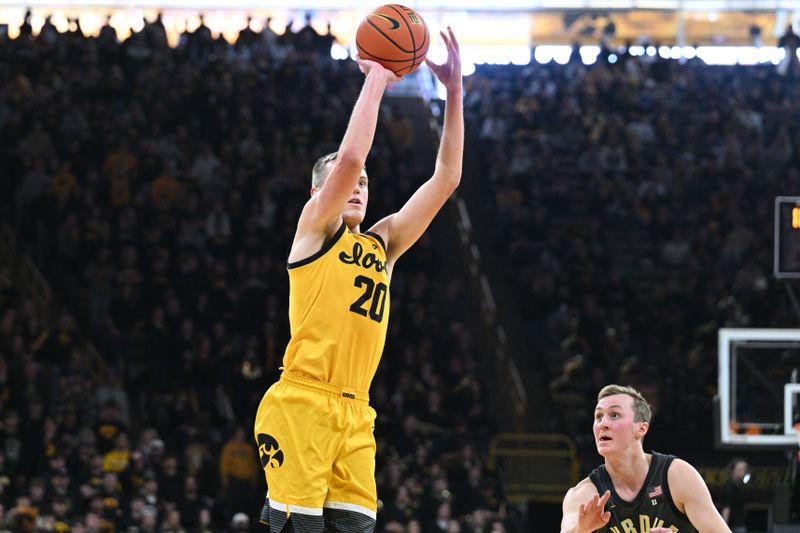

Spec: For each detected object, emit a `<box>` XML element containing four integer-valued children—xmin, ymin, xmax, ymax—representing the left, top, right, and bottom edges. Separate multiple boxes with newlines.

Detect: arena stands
<box><xmin>1</xmin><ymin>16</ymin><xmax>517</xmax><ymax>532</ymax></box>
<box><xmin>463</xmin><ymin>54</ymin><xmax>800</xmax><ymax>458</ymax></box>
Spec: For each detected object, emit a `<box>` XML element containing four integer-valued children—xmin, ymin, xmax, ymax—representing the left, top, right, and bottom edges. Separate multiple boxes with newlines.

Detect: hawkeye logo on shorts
<box><xmin>257</xmin><ymin>434</ymin><xmax>284</xmax><ymax>469</ymax></box>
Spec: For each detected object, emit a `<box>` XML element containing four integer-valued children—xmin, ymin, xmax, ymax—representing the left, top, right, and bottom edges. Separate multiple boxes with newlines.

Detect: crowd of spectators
<box><xmin>463</xmin><ymin>46</ymin><xmax>800</xmax><ymax>455</ymax></box>
<box><xmin>6</xmin><ymin>6</ymin><xmax>800</xmax><ymax>530</ymax></box>
<box><xmin>1</xmin><ymin>12</ymin><xmax>517</xmax><ymax>533</ymax></box>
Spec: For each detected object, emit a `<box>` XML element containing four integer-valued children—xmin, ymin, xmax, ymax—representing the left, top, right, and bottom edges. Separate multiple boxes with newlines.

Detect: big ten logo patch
<box><xmin>257</xmin><ymin>434</ymin><xmax>284</xmax><ymax>469</ymax></box>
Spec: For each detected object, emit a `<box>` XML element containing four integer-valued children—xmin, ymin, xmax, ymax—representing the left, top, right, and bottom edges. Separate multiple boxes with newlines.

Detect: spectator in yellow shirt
<box><xmin>219</xmin><ymin>426</ymin><xmax>259</xmax><ymax>522</ymax></box>
<box><xmin>103</xmin><ymin>432</ymin><xmax>131</xmax><ymax>474</ymax></box>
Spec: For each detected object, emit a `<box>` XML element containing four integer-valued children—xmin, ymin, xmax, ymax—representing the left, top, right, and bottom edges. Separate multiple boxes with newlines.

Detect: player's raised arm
<box><xmin>369</xmin><ymin>27</ymin><xmax>463</xmax><ymax>264</ymax></box>
<box><xmin>560</xmin><ymin>479</ymin><xmax>610</xmax><ymax>533</ymax></box>
<box><xmin>301</xmin><ymin>59</ymin><xmax>400</xmax><ymax>233</ymax></box>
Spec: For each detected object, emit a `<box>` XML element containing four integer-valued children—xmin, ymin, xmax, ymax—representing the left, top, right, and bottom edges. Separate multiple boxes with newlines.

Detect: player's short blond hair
<box><xmin>312</xmin><ymin>152</ymin><xmax>338</xmax><ymax>188</ymax></box>
<box><xmin>598</xmin><ymin>384</ymin><xmax>652</xmax><ymax>423</ymax></box>
<box><xmin>311</xmin><ymin>152</ymin><xmax>367</xmax><ymax>189</ymax></box>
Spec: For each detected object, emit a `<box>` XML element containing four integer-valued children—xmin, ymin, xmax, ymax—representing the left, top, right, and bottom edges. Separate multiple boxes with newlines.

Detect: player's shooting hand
<box><xmin>355</xmin><ymin>55</ymin><xmax>403</xmax><ymax>83</ymax></box>
<box><xmin>577</xmin><ymin>490</ymin><xmax>612</xmax><ymax>532</ymax></box>
<box><xmin>425</xmin><ymin>26</ymin><xmax>461</xmax><ymax>92</ymax></box>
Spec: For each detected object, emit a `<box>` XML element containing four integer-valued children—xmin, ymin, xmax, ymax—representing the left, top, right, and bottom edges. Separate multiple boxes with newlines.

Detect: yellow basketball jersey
<box><xmin>283</xmin><ymin>223</ymin><xmax>390</xmax><ymax>393</ymax></box>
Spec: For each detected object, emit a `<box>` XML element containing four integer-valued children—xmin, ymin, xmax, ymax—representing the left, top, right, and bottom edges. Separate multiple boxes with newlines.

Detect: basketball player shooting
<box><xmin>253</xmin><ymin>27</ymin><xmax>462</xmax><ymax>533</ymax></box>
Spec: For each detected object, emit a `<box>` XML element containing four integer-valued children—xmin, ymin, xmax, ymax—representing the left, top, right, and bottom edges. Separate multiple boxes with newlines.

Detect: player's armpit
<box><xmin>288</xmin><ymin>197</ymin><xmax>342</xmax><ymax>264</ymax></box>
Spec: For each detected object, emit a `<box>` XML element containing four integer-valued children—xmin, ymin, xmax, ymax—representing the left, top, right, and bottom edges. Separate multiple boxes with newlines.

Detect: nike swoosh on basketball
<box><xmin>373</xmin><ymin>13</ymin><xmax>400</xmax><ymax>30</ymax></box>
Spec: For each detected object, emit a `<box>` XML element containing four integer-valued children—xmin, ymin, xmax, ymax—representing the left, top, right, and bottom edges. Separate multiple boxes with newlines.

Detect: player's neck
<box><xmin>342</xmin><ymin>214</ymin><xmax>362</xmax><ymax>234</ymax></box>
<box><xmin>605</xmin><ymin>449</ymin><xmax>651</xmax><ymax>492</ymax></box>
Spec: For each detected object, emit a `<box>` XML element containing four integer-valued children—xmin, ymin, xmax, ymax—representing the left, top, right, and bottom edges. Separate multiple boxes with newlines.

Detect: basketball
<box><xmin>355</xmin><ymin>4</ymin><xmax>430</xmax><ymax>76</ymax></box>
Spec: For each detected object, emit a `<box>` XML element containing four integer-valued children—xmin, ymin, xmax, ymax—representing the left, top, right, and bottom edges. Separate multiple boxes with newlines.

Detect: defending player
<box><xmin>561</xmin><ymin>385</ymin><xmax>731</xmax><ymax>533</ymax></box>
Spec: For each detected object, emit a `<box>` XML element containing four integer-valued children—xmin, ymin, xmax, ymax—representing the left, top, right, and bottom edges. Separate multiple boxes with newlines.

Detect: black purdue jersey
<box><xmin>589</xmin><ymin>452</ymin><xmax>697</xmax><ymax>533</ymax></box>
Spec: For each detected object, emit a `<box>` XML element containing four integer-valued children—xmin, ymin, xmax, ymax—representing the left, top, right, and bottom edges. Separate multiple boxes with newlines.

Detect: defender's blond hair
<box><xmin>598</xmin><ymin>384</ymin><xmax>652</xmax><ymax>423</ymax></box>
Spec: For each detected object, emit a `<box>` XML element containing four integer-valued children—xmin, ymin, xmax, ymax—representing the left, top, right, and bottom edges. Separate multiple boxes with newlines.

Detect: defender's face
<box><xmin>593</xmin><ymin>394</ymin><xmax>647</xmax><ymax>456</ymax></box>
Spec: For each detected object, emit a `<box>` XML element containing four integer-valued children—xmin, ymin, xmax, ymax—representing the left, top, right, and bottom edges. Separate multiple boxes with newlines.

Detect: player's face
<box><xmin>342</xmin><ymin>171</ymin><xmax>369</xmax><ymax>227</ymax></box>
<box><xmin>593</xmin><ymin>394</ymin><xmax>647</xmax><ymax>456</ymax></box>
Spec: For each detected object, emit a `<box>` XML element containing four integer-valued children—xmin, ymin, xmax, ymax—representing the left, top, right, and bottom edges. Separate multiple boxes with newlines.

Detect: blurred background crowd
<box><xmin>464</xmin><ymin>53</ymin><xmax>800</xmax><ymax>452</ymax></box>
